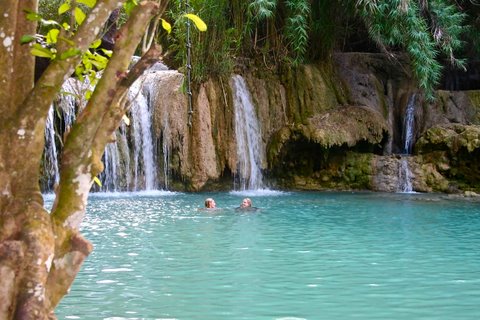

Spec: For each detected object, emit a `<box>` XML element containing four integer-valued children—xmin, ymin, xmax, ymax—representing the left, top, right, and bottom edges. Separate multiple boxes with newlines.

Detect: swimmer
<box><xmin>235</xmin><ymin>198</ymin><xmax>259</xmax><ymax>212</ymax></box>
<box><xmin>204</xmin><ymin>198</ymin><xmax>216</xmax><ymax>209</ymax></box>
<box><xmin>240</xmin><ymin>198</ymin><xmax>252</xmax><ymax>208</ymax></box>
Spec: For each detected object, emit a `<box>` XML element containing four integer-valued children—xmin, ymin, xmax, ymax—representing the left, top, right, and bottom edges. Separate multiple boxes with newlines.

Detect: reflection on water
<box><xmin>49</xmin><ymin>192</ymin><xmax>480</xmax><ymax>320</ymax></box>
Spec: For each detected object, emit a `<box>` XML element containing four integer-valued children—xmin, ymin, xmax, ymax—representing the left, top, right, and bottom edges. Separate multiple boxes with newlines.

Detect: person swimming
<box><xmin>235</xmin><ymin>197</ymin><xmax>259</xmax><ymax>211</ymax></box>
<box><xmin>204</xmin><ymin>198</ymin><xmax>216</xmax><ymax>209</ymax></box>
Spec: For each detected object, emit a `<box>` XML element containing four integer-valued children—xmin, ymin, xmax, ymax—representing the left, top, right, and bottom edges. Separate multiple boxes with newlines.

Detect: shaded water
<box><xmin>49</xmin><ymin>192</ymin><xmax>480</xmax><ymax>320</ymax></box>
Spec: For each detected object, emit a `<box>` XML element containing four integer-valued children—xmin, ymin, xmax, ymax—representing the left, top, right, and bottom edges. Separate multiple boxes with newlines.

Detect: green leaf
<box><xmin>58</xmin><ymin>2</ymin><xmax>71</xmax><ymax>15</ymax></box>
<box><xmin>161</xmin><ymin>19</ymin><xmax>172</xmax><ymax>34</ymax></box>
<box><xmin>60</xmin><ymin>47</ymin><xmax>81</xmax><ymax>60</ymax></box>
<box><xmin>184</xmin><ymin>14</ymin><xmax>207</xmax><ymax>32</ymax></box>
<box><xmin>100</xmin><ymin>48</ymin><xmax>112</xmax><ymax>57</ymax></box>
<box><xmin>92</xmin><ymin>53</ymin><xmax>108</xmax><ymax>64</ymax></box>
<box><xmin>83</xmin><ymin>59</ymin><xmax>92</xmax><ymax>71</ymax></box>
<box><xmin>90</xmin><ymin>59</ymin><xmax>106</xmax><ymax>70</ymax></box>
<box><xmin>124</xmin><ymin>0</ymin><xmax>139</xmax><ymax>16</ymax></box>
<box><xmin>20</xmin><ymin>35</ymin><xmax>36</xmax><ymax>45</ymax></box>
<box><xmin>90</xmin><ymin>39</ymin><xmax>102</xmax><ymax>49</ymax></box>
<box><xmin>77</xmin><ymin>0</ymin><xmax>97</xmax><ymax>8</ymax></box>
<box><xmin>31</xmin><ymin>44</ymin><xmax>54</xmax><ymax>59</ymax></box>
<box><xmin>74</xmin><ymin>7</ymin><xmax>86</xmax><ymax>25</ymax></box>
<box><xmin>75</xmin><ymin>64</ymin><xmax>85</xmax><ymax>79</ymax></box>
<box><xmin>93</xmin><ymin>176</ymin><xmax>102</xmax><ymax>187</ymax></box>
<box><xmin>46</xmin><ymin>29</ymin><xmax>60</xmax><ymax>44</ymax></box>
<box><xmin>25</xmin><ymin>11</ymin><xmax>42</xmax><ymax>22</ymax></box>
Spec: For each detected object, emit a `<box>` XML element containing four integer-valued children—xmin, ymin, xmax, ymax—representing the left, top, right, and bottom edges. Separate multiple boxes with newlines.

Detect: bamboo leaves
<box><xmin>285</xmin><ymin>0</ymin><xmax>311</xmax><ymax>65</ymax></box>
<box><xmin>247</xmin><ymin>0</ymin><xmax>277</xmax><ymax>21</ymax></box>
<box><xmin>355</xmin><ymin>0</ymin><xmax>467</xmax><ymax>99</ymax></box>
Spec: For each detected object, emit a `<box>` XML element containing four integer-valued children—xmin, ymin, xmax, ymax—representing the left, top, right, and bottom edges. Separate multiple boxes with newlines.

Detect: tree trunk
<box><xmin>0</xmin><ymin>1</ymin><xmax>166</xmax><ymax>318</ymax></box>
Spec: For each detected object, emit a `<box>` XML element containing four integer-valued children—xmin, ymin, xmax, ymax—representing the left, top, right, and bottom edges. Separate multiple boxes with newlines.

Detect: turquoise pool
<box><xmin>50</xmin><ymin>191</ymin><xmax>480</xmax><ymax>319</ymax></box>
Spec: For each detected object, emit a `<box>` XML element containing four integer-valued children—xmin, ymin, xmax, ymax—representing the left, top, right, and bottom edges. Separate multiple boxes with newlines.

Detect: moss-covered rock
<box><xmin>416</xmin><ymin>124</ymin><xmax>480</xmax><ymax>153</ymax></box>
<box><xmin>414</xmin><ymin>124</ymin><xmax>480</xmax><ymax>192</ymax></box>
<box><xmin>304</xmin><ymin>106</ymin><xmax>389</xmax><ymax>148</ymax></box>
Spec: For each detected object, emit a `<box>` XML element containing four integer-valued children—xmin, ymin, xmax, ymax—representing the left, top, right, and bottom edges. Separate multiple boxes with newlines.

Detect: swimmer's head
<box><xmin>205</xmin><ymin>198</ymin><xmax>216</xmax><ymax>208</ymax></box>
<box><xmin>240</xmin><ymin>198</ymin><xmax>252</xmax><ymax>208</ymax></box>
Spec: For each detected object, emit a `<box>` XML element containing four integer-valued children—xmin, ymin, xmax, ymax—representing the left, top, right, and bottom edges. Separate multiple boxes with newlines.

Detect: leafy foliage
<box><xmin>168</xmin><ymin>0</ymin><xmax>234</xmax><ymax>82</ymax></box>
<box><xmin>29</xmin><ymin>0</ymin><xmax>109</xmax><ymax>97</ymax></box>
<box><xmin>356</xmin><ymin>0</ymin><xmax>468</xmax><ymax>99</ymax></box>
<box><xmin>284</xmin><ymin>0</ymin><xmax>310</xmax><ymax>65</ymax></box>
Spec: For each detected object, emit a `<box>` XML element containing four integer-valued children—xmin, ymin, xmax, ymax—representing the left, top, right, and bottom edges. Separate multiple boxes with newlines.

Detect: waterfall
<box><xmin>42</xmin><ymin>107</ymin><xmax>60</xmax><ymax>191</ymax></box>
<box><xmin>398</xmin><ymin>94</ymin><xmax>416</xmax><ymax>193</ymax></box>
<box><xmin>102</xmin><ymin>142</ymin><xmax>121</xmax><ymax>192</ymax></box>
<box><xmin>42</xmin><ymin>73</ymin><xmax>161</xmax><ymax>193</ymax></box>
<box><xmin>402</xmin><ymin>94</ymin><xmax>416</xmax><ymax>155</ymax></box>
<box><xmin>232</xmin><ymin>75</ymin><xmax>265</xmax><ymax>190</ymax></box>
<box><xmin>42</xmin><ymin>79</ymin><xmax>84</xmax><ymax>191</ymax></box>
<box><xmin>161</xmin><ymin>115</ymin><xmax>171</xmax><ymax>190</ymax></box>
<box><xmin>129</xmin><ymin>79</ymin><xmax>158</xmax><ymax>191</ymax></box>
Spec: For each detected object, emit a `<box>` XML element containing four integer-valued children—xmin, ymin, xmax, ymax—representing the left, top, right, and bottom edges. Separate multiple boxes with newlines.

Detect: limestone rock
<box><xmin>304</xmin><ymin>106</ymin><xmax>388</xmax><ymax>148</ymax></box>
<box><xmin>416</xmin><ymin>124</ymin><xmax>480</xmax><ymax>153</ymax></box>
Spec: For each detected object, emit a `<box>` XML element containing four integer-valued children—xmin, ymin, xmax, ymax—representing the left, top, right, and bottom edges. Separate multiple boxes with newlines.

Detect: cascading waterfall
<box><xmin>42</xmin><ymin>73</ymin><xmax>162</xmax><ymax>193</ymax></box>
<box><xmin>129</xmin><ymin>78</ymin><xmax>158</xmax><ymax>191</ymax></box>
<box><xmin>398</xmin><ymin>93</ymin><xmax>416</xmax><ymax>193</ymax></box>
<box><xmin>232</xmin><ymin>74</ymin><xmax>265</xmax><ymax>190</ymax></box>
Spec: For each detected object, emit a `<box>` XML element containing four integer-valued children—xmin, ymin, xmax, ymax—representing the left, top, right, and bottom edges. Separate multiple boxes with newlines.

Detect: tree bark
<box><xmin>0</xmin><ymin>1</ymin><xmax>166</xmax><ymax>318</ymax></box>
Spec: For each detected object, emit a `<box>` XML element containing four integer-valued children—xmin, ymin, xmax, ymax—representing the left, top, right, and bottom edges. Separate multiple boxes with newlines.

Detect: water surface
<box><xmin>50</xmin><ymin>191</ymin><xmax>480</xmax><ymax>320</ymax></box>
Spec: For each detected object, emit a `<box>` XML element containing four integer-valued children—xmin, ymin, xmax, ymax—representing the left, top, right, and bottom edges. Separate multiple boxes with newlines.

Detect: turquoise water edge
<box><xmin>45</xmin><ymin>191</ymin><xmax>480</xmax><ymax>320</ymax></box>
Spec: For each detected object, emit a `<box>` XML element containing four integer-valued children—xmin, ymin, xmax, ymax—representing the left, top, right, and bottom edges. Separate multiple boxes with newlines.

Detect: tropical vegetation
<box><xmin>167</xmin><ymin>0</ymin><xmax>479</xmax><ymax>98</ymax></box>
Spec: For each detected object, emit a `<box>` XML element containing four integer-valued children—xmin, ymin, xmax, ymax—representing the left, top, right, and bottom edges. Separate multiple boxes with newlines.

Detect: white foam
<box><xmin>229</xmin><ymin>188</ymin><xmax>287</xmax><ymax>197</ymax></box>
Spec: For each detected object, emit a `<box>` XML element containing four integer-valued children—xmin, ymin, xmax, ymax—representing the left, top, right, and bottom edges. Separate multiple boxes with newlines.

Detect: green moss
<box><xmin>343</xmin><ymin>152</ymin><xmax>374</xmax><ymax>188</ymax></box>
<box><xmin>467</xmin><ymin>91</ymin><xmax>480</xmax><ymax>124</ymax></box>
<box><xmin>266</xmin><ymin>127</ymin><xmax>292</xmax><ymax>167</ymax></box>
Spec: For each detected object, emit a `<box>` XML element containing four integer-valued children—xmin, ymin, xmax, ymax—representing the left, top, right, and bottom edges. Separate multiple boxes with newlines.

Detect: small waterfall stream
<box><xmin>43</xmin><ymin>107</ymin><xmax>60</xmax><ymax>190</ymax></box>
<box><xmin>161</xmin><ymin>114</ymin><xmax>171</xmax><ymax>190</ymax></box>
<box><xmin>398</xmin><ymin>93</ymin><xmax>416</xmax><ymax>193</ymax></box>
<box><xmin>232</xmin><ymin>75</ymin><xmax>265</xmax><ymax>190</ymax></box>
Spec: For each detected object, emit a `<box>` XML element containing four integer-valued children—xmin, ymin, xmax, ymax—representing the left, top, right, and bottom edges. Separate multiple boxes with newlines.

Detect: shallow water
<box><xmin>49</xmin><ymin>191</ymin><xmax>480</xmax><ymax>320</ymax></box>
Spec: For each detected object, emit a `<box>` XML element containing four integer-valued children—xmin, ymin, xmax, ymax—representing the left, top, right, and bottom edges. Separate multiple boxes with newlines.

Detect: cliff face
<box><xmin>150</xmin><ymin>53</ymin><xmax>480</xmax><ymax>193</ymax></box>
